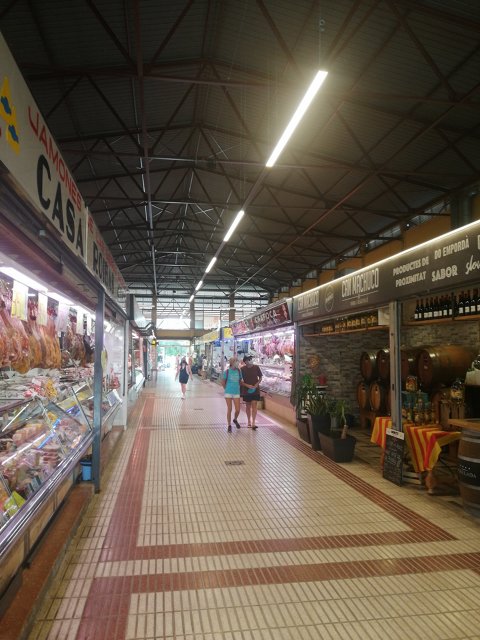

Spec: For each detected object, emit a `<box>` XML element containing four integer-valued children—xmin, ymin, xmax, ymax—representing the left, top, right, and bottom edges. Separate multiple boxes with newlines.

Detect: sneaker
<box><xmin>233</xmin><ymin>419</ymin><xmax>241</xmax><ymax>429</ymax></box>
<box><xmin>227</xmin><ymin>425</ymin><xmax>232</xmax><ymax>432</ymax></box>
<box><xmin>251</xmin><ymin>425</ymin><xmax>258</xmax><ymax>430</ymax></box>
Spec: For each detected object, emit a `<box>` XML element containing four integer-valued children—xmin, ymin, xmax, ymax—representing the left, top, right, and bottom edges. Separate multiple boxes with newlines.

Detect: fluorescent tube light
<box><xmin>205</xmin><ymin>256</ymin><xmax>217</xmax><ymax>273</ymax></box>
<box><xmin>266</xmin><ymin>70</ymin><xmax>328</xmax><ymax>168</ymax></box>
<box><xmin>47</xmin><ymin>291</ymin><xmax>74</xmax><ymax>306</ymax></box>
<box><xmin>223</xmin><ymin>209</ymin><xmax>245</xmax><ymax>242</ymax></box>
<box><xmin>189</xmin><ymin>295</ymin><xmax>194</xmax><ymax>302</ymax></box>
<box><xmin>0</xmin><ymin>266</ymin><xmax>48</xmax><ymax>292</ymax></box>
<box><xmin>195</xmin><ymin>280</ymin><xmax>203</xmax><ymax>291</ymax></box>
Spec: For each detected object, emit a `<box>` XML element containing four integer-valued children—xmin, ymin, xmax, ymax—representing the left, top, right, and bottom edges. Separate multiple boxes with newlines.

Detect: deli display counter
<box><xmin>0</xmin><ymin>386</ymin><xmax>94</xmax><ymax>600</ymax></box>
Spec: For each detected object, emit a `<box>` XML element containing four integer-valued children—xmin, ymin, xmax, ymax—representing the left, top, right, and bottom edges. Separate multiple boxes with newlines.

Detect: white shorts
<box><xmin>224</xmin><ymin>394</ymin><xmax>240</xmax><ymax>399</ymax></box>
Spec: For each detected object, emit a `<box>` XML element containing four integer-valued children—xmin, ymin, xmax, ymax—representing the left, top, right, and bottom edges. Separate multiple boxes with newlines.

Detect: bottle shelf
<box><xmin>304</xmin><ymin>325</ymin><xmax>388</xmax><ymax>337</ymax></box>
<box><xmin>406</xmin><ymin>313</ymin><xmax>480</xmax><ymax>326</ymax></box>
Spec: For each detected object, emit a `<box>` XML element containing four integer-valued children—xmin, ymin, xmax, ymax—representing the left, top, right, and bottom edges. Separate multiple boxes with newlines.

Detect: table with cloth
<box><xmin>371</xmin><ymin>416</ymin><xmax>461</xmax><ymax>491</ymax></box>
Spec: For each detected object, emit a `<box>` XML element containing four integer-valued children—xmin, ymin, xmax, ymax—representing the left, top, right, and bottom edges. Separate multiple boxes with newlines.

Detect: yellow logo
<box><xmin>0</xmin><ymin>76</ymin><xmax>20</xmax><ymax>153</ymax></box>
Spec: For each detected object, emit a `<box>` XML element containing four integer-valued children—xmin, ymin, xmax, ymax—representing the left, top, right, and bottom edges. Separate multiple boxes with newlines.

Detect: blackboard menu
<box><xmin>383</xmin><ymin>428</ymin><xmax>405</xmax><ymax>485</ymax></box>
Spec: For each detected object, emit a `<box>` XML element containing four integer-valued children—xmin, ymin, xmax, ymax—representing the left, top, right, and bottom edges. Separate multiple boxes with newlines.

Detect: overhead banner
<box><xmin>0</xmin><ymin>33</ymin><xmax>86</xmax><ymax>259</ymax></box>
<box><xmin>294</xmin><ymin>219</ymin><xmax>480</xmax><ymax>322</ymax></box>
<box><xmin>231</xmin><ymin>299</ymin><xmax>292</xmax><ymax>336</ymax></box>
<box><xmin>86</xmin><ymin>213</ymin><xmax>126</xmax><ymax>299</ymax></box>
<box><xmin>198</xmin><ymin>329</ymin><xmax>220</xmax><ymax>343</ymax></box>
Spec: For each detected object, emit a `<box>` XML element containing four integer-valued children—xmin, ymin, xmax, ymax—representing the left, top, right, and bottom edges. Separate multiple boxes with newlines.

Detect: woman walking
<box><xmin>175</xmin><ymin>356</ymin><xmax>192</xmax><ymax>399</ymax></box>
<box><xmin>222</xmin><ymin>357</ymin><xmax>242</xmax><ymax>432</ymax></box>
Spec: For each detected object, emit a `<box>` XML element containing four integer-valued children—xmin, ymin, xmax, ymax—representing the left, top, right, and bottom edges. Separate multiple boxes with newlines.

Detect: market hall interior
<box><xmin>4</xmin><ymin>369</ymin><xmax>480</xmax><ymax>640</ymax></box>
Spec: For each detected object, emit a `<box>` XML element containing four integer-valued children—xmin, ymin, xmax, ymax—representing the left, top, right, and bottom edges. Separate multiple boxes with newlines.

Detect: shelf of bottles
<box><xmin>413</xmin><ymin>289</ymin><xmax>480</xmax><ymax>322</ymax></box>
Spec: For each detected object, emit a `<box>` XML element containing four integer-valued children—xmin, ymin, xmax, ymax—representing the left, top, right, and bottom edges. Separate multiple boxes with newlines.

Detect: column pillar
<box><xmin>229</xmin><ymin>293</ymin><xmax>235</xmax><ymax>322</ymax></box>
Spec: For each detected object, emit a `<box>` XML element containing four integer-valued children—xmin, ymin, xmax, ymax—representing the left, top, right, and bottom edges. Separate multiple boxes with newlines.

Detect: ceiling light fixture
<box><xmin>47</xmin><ymin>291</ymin><xmax>74</xmax><ymax>306</ymax></box>
<box><xmin>205</xmin><ymin>256</ymin><xmax>217</xmax><ymax>273</ymax></box>
<box><xmin>195</xmin><ymin>280</ymin><xmax>203</xmax><ymax>291</ymax></box>
<box><xmin>189</xmin><ymin>294</ymin><xmax>194</xmax><ymax>302</ymax></box>
<box><xmin>223</xmin><ymin>209</ymin><xmax>245</xmax><ymax>242</ymax></box>
<box><xmin>265</xmin><ymin>70</ymin><xmax>328</xmax><ymax>168</ymax></box>
<box><xmin>0</xmin><ymin>266</ymin><xmax>48</xmax><ymax>292</ymax></box>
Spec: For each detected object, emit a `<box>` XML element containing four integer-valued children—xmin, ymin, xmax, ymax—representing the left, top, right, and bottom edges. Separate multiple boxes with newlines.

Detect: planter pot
<box><xmin>308</xmin><ymin>414</ymin><xmax>331</xmax><ymax>451</ymax></box>
<box><xmin>318</xmin><ymin>433</ymin><xmax>357</xmax><ymax>462</ymax></box>
<box><xmin>296</xmin><ymin>417</ymin><xmax>311</xmax><ymax>444</ymax></box>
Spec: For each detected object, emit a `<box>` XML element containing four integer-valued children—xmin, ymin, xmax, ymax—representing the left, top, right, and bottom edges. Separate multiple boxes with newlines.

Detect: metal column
<box><xmin>92</xmin><ymin>288</ymin><xmax>105</xmax><ymax>492</ymax></box>
<box><xmin>388</xmin><ymin>301</ymin><xmax>403</xmax><ymax>431</ymax></box>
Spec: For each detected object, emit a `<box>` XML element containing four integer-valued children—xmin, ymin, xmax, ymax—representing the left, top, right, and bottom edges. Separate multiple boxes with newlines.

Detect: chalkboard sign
<box><xmin>383</xmin><ymin>428</ymin><xmax>405</xmax><ymax>485</ymax></box>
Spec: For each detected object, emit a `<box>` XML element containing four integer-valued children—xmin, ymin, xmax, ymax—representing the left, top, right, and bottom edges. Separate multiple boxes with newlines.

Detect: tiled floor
<box><xmin>28</xmin><ymin>372</ymin><xmax>480</xmax><ymax>639</ymax></box>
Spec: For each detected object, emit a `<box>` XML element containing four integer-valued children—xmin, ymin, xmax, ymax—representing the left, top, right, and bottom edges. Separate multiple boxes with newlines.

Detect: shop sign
<box><xmin>86</xmin><ymin>213</ymin><xmax>126</xmax><ymax>299</ymax></box>
<box><xmin>231</xmin><ymin>299</ymin><xmax>292</xmax><ymax>335</ymax></box>
<box><xmin>0</xmin><ymin>34</ymin><xmax>86</xmax><ymax>259</ymax></box>
<box><xmin>293</xmin><ymin>219</ymin><xmax>480</xmax><ymax>322</ymax></box>
<box><xmin>222</xmin><ymin>327</ymin><xmax>233</xmax><ymax>339</ymax></box>
<box><xmin>199</xmin><ymin>329</ymin><xmax>220</xmax><ymax>343</ymax></box>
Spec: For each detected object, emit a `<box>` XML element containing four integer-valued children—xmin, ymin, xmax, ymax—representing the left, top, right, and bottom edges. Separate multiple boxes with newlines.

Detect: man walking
<box><xmin>241</xmin><ymin>355</ymin><xmax>262</xmax><ymax>430</ymax></box>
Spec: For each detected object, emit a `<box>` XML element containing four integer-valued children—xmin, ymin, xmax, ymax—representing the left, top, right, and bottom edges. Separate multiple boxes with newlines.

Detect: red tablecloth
<box><xmin>371</xmin><ymin>417</ymin><xmax>461</xmax><ymax>473</ymax></box>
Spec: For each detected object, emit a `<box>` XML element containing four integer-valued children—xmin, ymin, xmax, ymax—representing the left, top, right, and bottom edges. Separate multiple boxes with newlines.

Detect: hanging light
<box><xmin>205</xmin><ymin>256</ymin><xmax>217</xmax><ymax>273</ymax></box>
<box><xmin>266</xmin><ymin>70</ymin><xmax>328</xmax><ymax>168</ymax></box>
<box><xmin>223</xmin><ymin>210</ymin><xmax>245</xmax><ymax>242</ymax></box>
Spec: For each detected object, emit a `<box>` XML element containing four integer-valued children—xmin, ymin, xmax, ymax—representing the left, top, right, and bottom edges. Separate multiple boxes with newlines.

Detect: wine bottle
<box><xmin>465</xmin><ymin>289</ymin><xmax>471</xmax><ymax>315</ymax></box>
<box><xmin>458</xmin><ymin>291</ymin><xmax>465</xmax><ymax>316</ymax></box>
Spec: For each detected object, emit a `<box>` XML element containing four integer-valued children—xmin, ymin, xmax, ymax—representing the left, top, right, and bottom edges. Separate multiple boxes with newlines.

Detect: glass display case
<box><xmin>259</xmin><ymin>363</ymin><xmax>293</xmax><ymax>396</ymax></box>
<box><xmin>237</xmin><ymin>327</ymin><xmax>294</xmax><ymax>396</ymax></box>
<box><xmin>0</xmin><ymin>394</ymin><xmax>91</xmax><ymax>531</ymax></box>
<box><xmin>56</xmin><ymin>381</ymin><xmax>122</xmax><ymax>439</ymax></box>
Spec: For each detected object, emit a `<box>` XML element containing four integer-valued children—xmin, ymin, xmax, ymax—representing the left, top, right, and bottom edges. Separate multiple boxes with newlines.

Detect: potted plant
<box><xmin>304</xmin><ymin>391</ymin><xmax>334</xmax><ymax>451</ymax></box>
<box><xmin>318</xmin><ymin>398</ymin><xmax>357</xmax><ymax>462</ymax></box>
<box><xmin>292</xmin><ymin>373</ymin><xmax>318</xmax><ymax>444</ymax></box>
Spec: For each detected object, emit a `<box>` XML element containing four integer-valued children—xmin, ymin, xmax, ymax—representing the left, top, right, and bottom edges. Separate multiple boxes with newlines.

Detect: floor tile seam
<box><xmin>85</xmin><ymin>550</ymin><xmax>480</xmax><ymax>597</ymax></box>
<box><xmin>95</xmin><ymin>539</ymin><xmax>478</xmax><ymax>579</ymax></box>
<box><xmin>103</xmin><ymin>529</ymin><xmax>453</xmax><ymax>564</ymax></box>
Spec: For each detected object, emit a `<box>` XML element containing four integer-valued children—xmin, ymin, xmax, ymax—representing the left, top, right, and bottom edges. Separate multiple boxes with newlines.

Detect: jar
<box><xmin>450</xmin><ymin>378</ymin><xmax>465</xmax><ymax>402</ymax></box>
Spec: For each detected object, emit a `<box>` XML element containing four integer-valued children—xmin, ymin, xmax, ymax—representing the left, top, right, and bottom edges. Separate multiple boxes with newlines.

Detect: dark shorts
<box><xmin>179</xmin><ymin>373</ymin><xmax>189</xmax><ymax>384</ymax></box>
<box><xmin>242</xmin><ymin>392</ymin><xmax>261</xmax><ymax>402</ymax></box>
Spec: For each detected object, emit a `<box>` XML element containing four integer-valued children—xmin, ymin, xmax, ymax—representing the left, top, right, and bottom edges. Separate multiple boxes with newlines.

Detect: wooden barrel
<box><xmin>360</xmin><ymin>351</ymin><xmax>378</xmax><ymax>382</ymax></box>
<box><xmin>376</xmin><ymin>348</ymin><xmax>390</xmax><ymax>381</ymax></box>
<box><xmin>401</xmin><ymin>349</ymin><xmax>417</xmax><ymax>383</ymax></box>
<box><xmin>416</xmin><ymin>345</ymin><xmax>476</xmax><ymax>389</ymax></box>
<box><xmin>458</xmin><ymin>431</ymin><xmax>480</xmax><ymax>513</ymax></box>
<box><xmin>369</xmin><ymin>381</ymin><xmax>387</xmax><ymax>412</ymax></box>
<box><xmin>356</xmin><ymin>380</ymin><xmax>370</xmax><ymax>410</ymax></box>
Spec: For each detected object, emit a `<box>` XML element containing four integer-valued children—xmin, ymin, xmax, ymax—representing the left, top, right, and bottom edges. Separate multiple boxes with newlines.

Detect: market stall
<box><xmin>0</xmin><ymin>34</ymin><xmax>128</xmax><ymax>607</ymax></box>
<box><xmin>293</xmin><ymin>219</ymin><xmax>480</xmax><ymax>496</ymax></box>
<box><xmin>231</xmin><ymin>299</ymin><xmax>294</xmax><ymax>423</ymax></box>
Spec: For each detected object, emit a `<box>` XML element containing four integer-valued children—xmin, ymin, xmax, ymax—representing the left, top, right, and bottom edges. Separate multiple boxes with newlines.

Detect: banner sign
<box><xmin>0</xmin><ymin>34</ymin><xmax>86</xmax><ymax>259</ymax></box>
<box><xmin>86</xmin><ymin>213</ymin><xmax>126</xmax><ymax>299</ymax></box>
<box><xmin>231</xmin><ymin>299</ymin><xmax>292</xmax><ymax>336</ymax></box>
<box><xmin>222</xmin><ymin>327</ymin><xmax>233</xmax><ymax>339</ymax></box>
<box><xmin>294</xmin><ymin>220</ymin><xmax>480</xmax><ymax>322</ymax></box>
<box><xmin>198</xmin><ymin>329</ymin><xmax>220</xmax><ymax>343</ymax></box>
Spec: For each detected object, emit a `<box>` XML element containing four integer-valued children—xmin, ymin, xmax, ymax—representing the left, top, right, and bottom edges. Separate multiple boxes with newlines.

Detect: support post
<box><xmin>389</xmin><ymin>301</ymin><xmax>402</xmax><ymax>431</ymax></box>
<box><xmin>92</xmin><ymin>288</ymin><xmax>105</xmax><ymax>493</ymax></box>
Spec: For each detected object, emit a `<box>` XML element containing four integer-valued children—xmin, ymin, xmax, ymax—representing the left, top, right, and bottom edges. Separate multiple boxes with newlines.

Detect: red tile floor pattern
<box><xmin>28</xmin><ymin>372</ymin><xmax>480</xmax><ymax>639</ymax></box>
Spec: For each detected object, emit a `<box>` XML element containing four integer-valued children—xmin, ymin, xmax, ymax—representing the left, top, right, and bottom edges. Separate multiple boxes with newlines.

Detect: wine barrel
<box><xmin>360</xmin><ymin>351</ymin><xmax>378</xmax><ymax>382</ymax></box>
<box><xmin>416</xmin><ymin>345</ymin><xmax>476</xmax><ymax>389</ymax></box>
<box><xmin>369</xmin><ymin>381</ymin><xmax>387</xmax><ymax>412</ymax></box>
<box><xmin>458</xmin><ymin>431</ymin><xmax>480</xmax><ymax>513</ymax></box>
<box><xmin>356</xmin><ymin>380</ymin><xmax>370</xmax><ymax>410</ymax></box>
<box><xmin>401</xmin><ymin>349</ymin><xmax>417</xmax><ymax>383</ymax></box>
<box><xmin>376</xmin><ymin>348</ymin><xmax>390</xmax><ymax>381</ymax></box>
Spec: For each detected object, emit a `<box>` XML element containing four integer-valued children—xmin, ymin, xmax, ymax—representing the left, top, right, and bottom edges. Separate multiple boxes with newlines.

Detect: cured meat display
<box><xmin>0</xmin><ymin>278</ymin><xmax>90</xmax><ymax>372</ymax></box>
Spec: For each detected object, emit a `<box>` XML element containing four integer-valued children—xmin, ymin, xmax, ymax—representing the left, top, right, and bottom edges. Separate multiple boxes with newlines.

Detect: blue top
<box><xmin>223</xmin><ymin>367</ymin><xmax>242</xmax><ymax>395</ymax></box>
